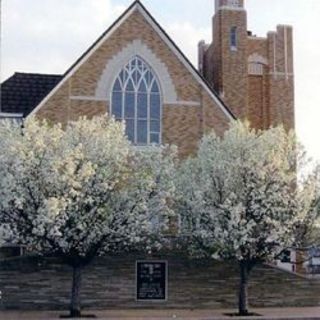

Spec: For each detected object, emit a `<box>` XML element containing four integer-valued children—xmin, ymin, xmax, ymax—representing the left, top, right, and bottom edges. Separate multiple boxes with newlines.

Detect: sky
<box><xmin>1</xmin><ymin>0</ymin><xmax>320</xmax><ymax>162</ymax></box>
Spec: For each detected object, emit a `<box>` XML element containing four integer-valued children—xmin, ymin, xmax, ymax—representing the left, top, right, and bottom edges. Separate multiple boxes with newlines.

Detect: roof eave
<box><xmin>0</xmin><ymin>112</ymin><xmax>24</xmax><ymax>118</ymax></box>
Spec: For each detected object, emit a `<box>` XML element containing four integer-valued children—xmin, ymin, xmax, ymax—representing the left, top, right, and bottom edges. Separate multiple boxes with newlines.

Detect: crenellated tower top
<box><xmin>215</xmin><ymin>0</ymin><xmax>244</xmax><ymax>12</ymax></box>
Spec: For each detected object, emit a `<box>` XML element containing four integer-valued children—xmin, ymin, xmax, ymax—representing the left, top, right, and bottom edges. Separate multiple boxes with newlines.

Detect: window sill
<box><xmin>131</xmin><ymin>144</ymin><xmax>162</xmax><ymax>151</ymax></box>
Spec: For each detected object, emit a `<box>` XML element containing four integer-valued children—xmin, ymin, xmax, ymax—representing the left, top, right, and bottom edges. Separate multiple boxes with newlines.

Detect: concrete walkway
<box><xmin>0</xmin><ymin>308</ymin><xmax>320</xmax><ymax>320</ymax></box>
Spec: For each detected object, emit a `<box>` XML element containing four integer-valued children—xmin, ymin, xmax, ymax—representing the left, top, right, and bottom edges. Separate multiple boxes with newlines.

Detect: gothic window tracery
<box><xmin>111</xmin><ymin>56</ymin><xmax>161</xmax><ymax>145</ymax></box>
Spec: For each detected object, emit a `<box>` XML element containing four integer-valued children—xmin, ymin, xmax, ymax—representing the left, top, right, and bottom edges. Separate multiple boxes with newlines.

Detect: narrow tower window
<box><xmin>111</xmin><ymin>56</ymin><xmax>161</xmax><ymax>145</ymax></box>
<box><xmin>229</xmin><ymin>0</ymin><xmax>240</xmax><ymax>7</ymax></box>
<box><xmin>230</xmin><ymin>26</ymin><xmax>237</xmax><ymax>50</ymax></box>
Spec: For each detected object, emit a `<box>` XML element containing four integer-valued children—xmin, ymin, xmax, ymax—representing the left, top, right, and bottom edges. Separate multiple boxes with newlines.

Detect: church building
<box><xmin>1</xmin><ymin>0</ymin><xmax>294</xmax><ymax>157</ymax></box>
<box><xmin>1</xmin><ymin>0</ymin><xmax>312</xmax><ymax>311</ymax></box>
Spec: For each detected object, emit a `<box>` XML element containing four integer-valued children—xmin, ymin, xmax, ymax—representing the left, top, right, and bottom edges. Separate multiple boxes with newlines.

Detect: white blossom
<box><xmin>177</xmin><ymin>121</ymin><xmax>314</xmax><ymax>263</ymax></box>
<box><xmin>0</xmin><ymin>116</ymin><xmax>177</xmax><ymax>258</ymax></box>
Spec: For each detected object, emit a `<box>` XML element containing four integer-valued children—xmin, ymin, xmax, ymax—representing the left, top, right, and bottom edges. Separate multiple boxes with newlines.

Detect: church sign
<box><xmin>136</xmin><ymin>261</ymin><xmax>167</xmax><ymax>301</ymax></box>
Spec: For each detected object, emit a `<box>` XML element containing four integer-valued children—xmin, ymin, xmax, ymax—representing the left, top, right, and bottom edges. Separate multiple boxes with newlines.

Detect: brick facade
<box><xmin>32</xmin><ymin>0</ymin><xmax>294</xmax><ymax>149</ymax></box>
<box><xmin>199</xmin><ymin>0</ymin><xmax>294</xmax><ymax>130</ymax></box>
<box><xmin>34</xmin><ymin>6</ymin><xmax>232</xmax><ymax>158</ymax></box>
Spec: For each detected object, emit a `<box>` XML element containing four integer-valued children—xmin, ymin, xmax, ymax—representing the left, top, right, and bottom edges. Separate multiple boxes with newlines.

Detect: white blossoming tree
<box><xmin>177</xmin><ymin>121</ymin><xmax>314</xmax><ymax>316</ymax></box>
<box><xmin>0</xmin><ymin>225</ymin><xmax>6</xmax><ymax>247</ymax></box>
<box><xmin>299</xmin><ymin>167</ymin><xmax>320</xmax><ymax>252</ymax></box>
<box><xmin>0</xmin><ymin>116</ymin><xmax>176</xmax><ymax>318</ymax></box>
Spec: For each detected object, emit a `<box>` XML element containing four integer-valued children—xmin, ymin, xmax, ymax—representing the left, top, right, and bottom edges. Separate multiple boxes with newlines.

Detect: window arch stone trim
<box><xmin>95</xmin><ymin>39</ymin><xmax>178</xmax><ymax>104</ymax></box>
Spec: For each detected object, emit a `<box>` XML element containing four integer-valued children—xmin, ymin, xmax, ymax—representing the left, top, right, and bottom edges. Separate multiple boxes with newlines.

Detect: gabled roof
<box><xmin>28</xmin><ymin>0</ymin><xmax>236</xmax><ymax>120</ymax></box>
<box><xmin>1</xmin><ymin>72</ymin><xmax>62</xmax><ymax>116</ymax></box>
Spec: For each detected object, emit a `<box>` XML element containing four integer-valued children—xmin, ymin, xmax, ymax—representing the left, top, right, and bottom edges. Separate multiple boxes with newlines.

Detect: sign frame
<box><xmin>135</xmin><ymin>260</ymin><xmax>168</xmax><ymax>302</ymax></box>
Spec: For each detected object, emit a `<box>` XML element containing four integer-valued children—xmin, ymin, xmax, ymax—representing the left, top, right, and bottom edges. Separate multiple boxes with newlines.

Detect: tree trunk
<box><xmin>238</xmin><ymin>260</ymin><xmax>250</xmax><ymax>316</ymax></box>
<box><xmin>70</xmin><ymin>264</ymin><xmax>82</xmax><ymax>318</ymax></box>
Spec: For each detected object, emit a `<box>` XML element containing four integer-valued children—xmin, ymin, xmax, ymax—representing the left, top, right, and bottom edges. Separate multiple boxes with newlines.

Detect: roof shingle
<box><xmin>0</xmin><ymin>72</ymin><xmax>62</xmax><ymax>116</ymax></box>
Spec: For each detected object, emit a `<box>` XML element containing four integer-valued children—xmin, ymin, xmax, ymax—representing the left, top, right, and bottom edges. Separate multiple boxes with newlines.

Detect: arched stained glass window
<box><xmin>111</xmin><ymin>56</ymin><xmax>161</xmax><ymax>145</ymax></box>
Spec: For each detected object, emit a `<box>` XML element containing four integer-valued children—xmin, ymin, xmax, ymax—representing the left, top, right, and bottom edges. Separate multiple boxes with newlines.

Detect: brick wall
<box><xmin>200</xmin><ymin>5</ymin><xmax>295</xmax><ymax>130</ymax></box>
<box><xmin>0</xmin><ymin>255</ymin><xmax>319</xmax><ymax>310</ymax></box>
<box><xmin>204</xmin><ymin>8</ymin><xmax>248</xmax><ymax>120</ymax></box>
<box><xmin>267</xmin><ymin>26</ymin><xmax>295</xmax><ymax>130</ymax></box>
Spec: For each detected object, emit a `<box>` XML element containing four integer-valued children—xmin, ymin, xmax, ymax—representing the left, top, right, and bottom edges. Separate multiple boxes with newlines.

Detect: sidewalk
<box><xmin>0</xmin><ymin>308</ymin><xmax>320</xmax><ymax>320</ymax></box>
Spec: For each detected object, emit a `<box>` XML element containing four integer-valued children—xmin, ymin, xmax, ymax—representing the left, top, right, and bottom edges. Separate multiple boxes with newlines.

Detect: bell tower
<box><xmin>208</xmin><ymin>0</ymin><xmax>248</xmax><ymax>119</ymax></box>
<box><xmin>199</xmin><ymin>0</ymin><xmax>294</xmax><ymax>130</ymax></box>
